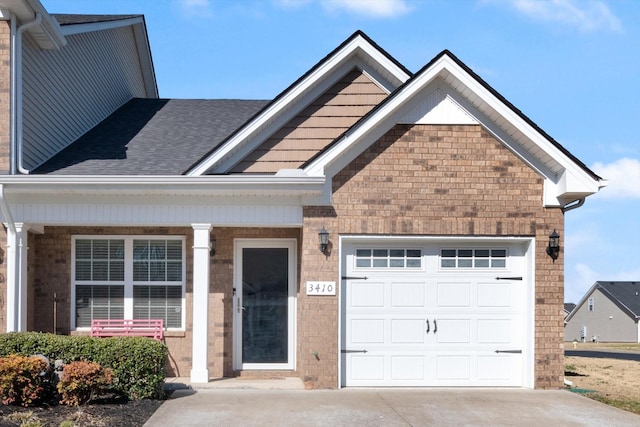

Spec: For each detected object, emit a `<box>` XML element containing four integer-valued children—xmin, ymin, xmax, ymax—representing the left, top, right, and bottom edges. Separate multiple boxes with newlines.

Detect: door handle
<box><xmin>426</xmin><ymin>319</ymin><xmax>430</xmax><ymax>334</ymax></box>
<box><xmin>433</xmin><ymin>319</ymin><xmax>437</xmax><ymax>334</ymax></box>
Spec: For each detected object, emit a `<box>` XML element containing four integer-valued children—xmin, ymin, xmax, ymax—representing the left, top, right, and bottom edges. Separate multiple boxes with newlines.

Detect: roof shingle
<box><xmin>34</xmin><ymin>98</ymin><xmax>269</xmax><ymax>175</ymax></box>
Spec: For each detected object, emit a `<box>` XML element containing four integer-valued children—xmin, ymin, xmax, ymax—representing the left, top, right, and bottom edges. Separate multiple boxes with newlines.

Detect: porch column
<box><xmin>5</xmin><ymin>223</ymin><xmax>28</xmax><ymax>332</ymax></box>
<box><xmin>190</xmin><ymin>223</ymin><xmax>212</xmax><ymax>383</ymax></box>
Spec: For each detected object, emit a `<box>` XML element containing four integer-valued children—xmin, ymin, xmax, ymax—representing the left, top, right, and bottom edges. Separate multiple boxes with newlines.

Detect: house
<box><xmin>0</xmin><ymin>0</ymin><xmax>606</xmax><ymax>389</ymax></box>
<box><xmin>564</xmin><ymin>303</ymin><xmax>576</xmax><ymax>320</ymax></box>
<box><xmin>565</xmin><ymin>282</ymin><xmax>640</xmax><ymax>343</ymax></box>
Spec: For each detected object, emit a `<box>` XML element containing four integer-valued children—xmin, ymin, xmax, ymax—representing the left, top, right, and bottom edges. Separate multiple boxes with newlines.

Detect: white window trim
<box><xmin>588</xmin><ymin>298</ymin><xmax>594</xmax><ymax>312</ymax></box>
<box><xmin>353</xmin><ymin>247</ymin><xmax>424</xmax><ymax>270</ymax></box>
<box><xmin>439</xmin><ymin>247</ymin><xmax>509</xmax><ymax>271</ymax></box>
<box><xmin>71</xmin><ymin>235</ymin><xmax>186</xmax><ymax>331</ymax></box>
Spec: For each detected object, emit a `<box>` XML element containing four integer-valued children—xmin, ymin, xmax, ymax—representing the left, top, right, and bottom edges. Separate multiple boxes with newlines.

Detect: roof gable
<box><xmin>303</xmin><ymin>49</ymin><xmax>605</xmax><ymax>208</ymax></box>
<box><xmin>566</xmin><ymin>281</ymin><xmax>640</xmax><ymax>322</ymax></box>
<box><xmin>186</xmin><ymin>30</ymin><xmax>412</xmax><ymax>176</ymax></box>
<box><xmin>227</xmin><ymin>68</ymin><xmax>388</xmax><ymax>173</ymax></box>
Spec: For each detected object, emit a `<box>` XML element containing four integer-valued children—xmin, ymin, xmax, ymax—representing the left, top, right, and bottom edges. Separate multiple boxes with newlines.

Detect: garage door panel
<box><xmin>477</xmin><ymin>319</ymin><xmax>512</xmax><ymax>343</ymax></box>
<box><xmin>436</xmin><ymin>355</ymin><xmax>470</xmax><ymax>380</ymax></box>
<box><xmin>351</xmin><ymin>281</ymin><xmax>384</xmax><ymax>307</ymax></box>
<box><xmin>435</xmin><ymin>319</ymin><xmax>471</xmax><ymax>343</ymax></box>
<box><xmin>391</xmin><ymin>355</ymin><xmax>426</xmax><ymax>380</ymax></box>
<box><xmin>391</xmin><ymin>319</ymin><xmax>427</xmax><ymax>343</ymax></box>
<box><xmin>477</xmin><ymin>355</ymin><xmax>512</xmax><ymax>380</ymax></box>
<box><xmin>350</xmin><ymin>319</ymin><xmax>384</xmax><ymax>343</ymax></box>
<box><xmin>391</xmin><ymin>282</ymin><xmax>426</xmax><ymax>307</ymax></box>
<box><xmin>350</xmin><ymin>356</ymin><xmax>384</xmax><ymax>380</ymax></box>
<box><xmin>477</xmin><ymin>283</ymin><xmax>512</xmax><ymax>307</ymax></box>
<box><xmin>437</xmin><ymin>282</ymin><xmax>471</xmax><ymax>307</ymax></box>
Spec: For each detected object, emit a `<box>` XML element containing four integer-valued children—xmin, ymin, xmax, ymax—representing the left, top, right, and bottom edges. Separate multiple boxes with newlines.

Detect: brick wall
<box><xmin>301</xmin><ymin>124</ymin><xmax>564</xmax><ymax>388</ymax></box>
<box><xmin>0</xmin><ymin>20</ymin><xmax>10</xmax><ymax>173</ymax></box>
<box><xmin>30</xmin><ymin>225</ymin><xmax>301</xmax><ymax>379</ymax></box>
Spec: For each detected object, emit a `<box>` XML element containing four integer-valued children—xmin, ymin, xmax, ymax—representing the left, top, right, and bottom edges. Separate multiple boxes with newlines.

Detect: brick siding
<box><xmin>20</xmin><ymin>123</ymin><xmax>564</xmax><ymax>389</ymax></box>
<box><xmin>301</xmin><ymin>124</ymin><xmax>564</xmax><ymax>388</ymax></box>
<box><xmin>0</xmin><ymin>20</ymin><xmax>10</xmax><ymax>173</ymax></box>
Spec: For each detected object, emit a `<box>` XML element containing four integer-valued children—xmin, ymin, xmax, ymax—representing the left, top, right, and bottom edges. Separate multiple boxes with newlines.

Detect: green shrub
<box><xmin>57</xmin><ymin>360</ymin><xmax>113</xmax><ymax>406</ymax></box>
<box><xmin>0</xmin><ymin>333</ymin><xmax>167</xmax><ymax>400</ymax></box>
<box><xmin>0</xmin><ymin>354</ymin><xmax>48</xmax><ymax>406</ymax></box>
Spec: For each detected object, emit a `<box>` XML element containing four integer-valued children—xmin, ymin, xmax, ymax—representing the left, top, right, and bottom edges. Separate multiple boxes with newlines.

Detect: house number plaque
<box><xmin>306</xmin><ymin>281</ymin><xmax>336</xmax><ymax>296</ymax></box>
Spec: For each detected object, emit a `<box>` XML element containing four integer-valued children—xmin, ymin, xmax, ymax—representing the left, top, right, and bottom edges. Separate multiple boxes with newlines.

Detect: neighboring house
<box><xmin>0</xmin><ymin>1</ymin><xmax>606</xmax><ymax>389</ymax></box>
<box><xmin>564</xmin><ymin>303</ymin><xmax>576</xmax><ymax>321</ymax></box>
<box><xmin>565</xmin><ymin>282</ymin><xmax>640</xmax><ymax>343</ymax></box>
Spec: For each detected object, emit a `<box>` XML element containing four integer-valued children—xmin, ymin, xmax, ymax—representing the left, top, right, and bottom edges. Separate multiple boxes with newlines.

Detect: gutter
<box><xmin>10</xmin><ymin>12</ymin><xmax>41</xmax><ymax>175</ymax></box>
<box><xmin>561</xmin><ymin>198</ymin><xmax>585</xmax><ymax>214</ymax></box>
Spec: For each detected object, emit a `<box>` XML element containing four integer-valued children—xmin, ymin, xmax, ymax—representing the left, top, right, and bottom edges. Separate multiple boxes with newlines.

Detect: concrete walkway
<box><xmin>145</xmin><ymin>381</ymin><xmax>640</xmax><ymax>426</ymax></box>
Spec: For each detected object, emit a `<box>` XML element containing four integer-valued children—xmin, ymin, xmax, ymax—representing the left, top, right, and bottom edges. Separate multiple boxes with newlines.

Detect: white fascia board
<box><xmin>306</xmin><ymin>53</ymin><xmax>602</xmax><ymax>207</ymax></box>
<box><xmin>439</xmin><ymin>56</ymin><xmax>603</xmax><ymax>204</ymax></box>
<box><xmin>187</xmin><ymin>34</ymin><xmax>411</xmax><ymax>177</ymax></box>
<box><xmin>3</xmin><ymin>0</ymin><xmax>67</xmax><ymax>49</ymax></box>
<box><xmin>59</xmin><ymin>16</ymin><xmax>144</xmax><ymax>36</ymax></box>
<box><xmin>0</xmin><ymin>174</ymin><xmax>326</xmax><ymax>200</ymax></box>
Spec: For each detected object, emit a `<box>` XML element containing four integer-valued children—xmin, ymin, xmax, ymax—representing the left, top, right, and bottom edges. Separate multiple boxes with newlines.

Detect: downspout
<box><xmin>10</xmin><ymin>12</ymin><xmax>42</xmax><ymax>175</ymax></box>
<box><xmin>561</xmin><ymin>198</ymin><xmax>585</xmax><ymax>214</ymax></box>
<box><xmin>0</xmin><ymin>184</ymin><xmax>18</xmax><ymax>331</ymax></box>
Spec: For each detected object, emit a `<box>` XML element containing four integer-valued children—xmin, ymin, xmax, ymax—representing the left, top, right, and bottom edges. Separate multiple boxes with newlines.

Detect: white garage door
<box><xmin>341</xmin><ymin>241</ymin><xmax>528</xmax><ymax>387</ymax></box>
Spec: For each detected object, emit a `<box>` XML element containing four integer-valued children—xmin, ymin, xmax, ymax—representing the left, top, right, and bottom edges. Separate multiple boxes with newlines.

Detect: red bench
<box><xmin>90</xmin><ymin>319</ymin><xmax>164</xmax><ymax>341</ymax></box>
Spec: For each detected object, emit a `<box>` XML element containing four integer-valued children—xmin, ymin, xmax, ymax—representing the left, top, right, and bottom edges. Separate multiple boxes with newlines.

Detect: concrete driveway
<box><xmin>144</xmin><ymin>388</ymin><xmax>640</xmax><ymax>426</ymax></box>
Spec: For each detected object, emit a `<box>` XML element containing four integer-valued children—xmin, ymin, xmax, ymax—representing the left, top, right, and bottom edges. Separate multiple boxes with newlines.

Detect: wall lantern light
<box><xmin>546</xmin><ymin>229</ymin><xmax>560</xmax><ymax>261</ymax></box>
<box><xmin>318</xmin><ymin>226</ymin><xmax>330</xmax><ymax>254</ymax></box>
<box><xmin>209</xmin><ymin>238</ymin><xmax>217</xmax><ymax>257</ymax></box>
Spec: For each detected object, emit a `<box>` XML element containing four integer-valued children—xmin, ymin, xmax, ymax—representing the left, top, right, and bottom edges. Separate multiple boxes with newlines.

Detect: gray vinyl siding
<box><xmin>22</xmin><ymin>25</ymin><xmax>149</xmax><ymax>170</ymax></box>
<box><xmin>565</xmin><ymin>289</ymin><xmax>639</xmax><ymax>342</ymax></box>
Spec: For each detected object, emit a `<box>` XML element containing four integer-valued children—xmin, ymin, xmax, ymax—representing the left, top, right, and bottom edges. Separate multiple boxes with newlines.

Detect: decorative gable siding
<box><xmin>21</xmin><ymin>25</ymin><xmax>149</xmax><ymax>170</ymax></box>
<box><xmin>301</xmin><ymin>124</ymin><xmax>565</xmax><ymax>388</ymax></box>
<box><xmin>229</xmin><ymin>69</ymin><xmax>387</xmax><ymax>173</ymax></box>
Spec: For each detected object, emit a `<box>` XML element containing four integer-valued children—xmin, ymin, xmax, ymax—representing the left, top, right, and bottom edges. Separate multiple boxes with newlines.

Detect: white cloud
<box><xmin>321</xmin><ymin>0</ymin><xmax>411</xmax><ymax>18</ymax></box>
<box><xmin>484</xmin><ymin>0</ymin><xmax>623</xmax><ymax>32</ymax></box>
<box><xmin>274</xmin><ymin>0</ymin><xmax>411</xmax><ymax>18</ymax></box>
<box><xmin>177</xmin><ymin>0</ymin><xmax>213</xmax><ymax>17</ymax></box>
<box><xmin>591</xmin><ymin>158</ymin><xmax>640</xmax><ymax>199</ymax></box>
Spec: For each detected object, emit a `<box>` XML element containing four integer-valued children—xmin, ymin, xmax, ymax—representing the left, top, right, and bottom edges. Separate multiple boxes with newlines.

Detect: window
<box><xmin>588</xmin><ymin>298</ymin><xmax>594</xmax><ymax>312</ymax></box>
<box><xmin>440</xmin><ymin>248</ymin><xmax>507</xmax><ymax>269</ymax></box>
<box><xmin>73</xmin><ymin>236</ymin><xmax>185</xmax><ymax>329</ymax></box>
<box><xmin>355</xmin><ymin>248</ymin><xmax>422</xmax><ymax>269</ymax></box>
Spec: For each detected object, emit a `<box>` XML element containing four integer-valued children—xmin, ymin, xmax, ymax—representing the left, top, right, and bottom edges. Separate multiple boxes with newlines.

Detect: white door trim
<box><xmin>232</xmin><ymin>238</ymin><xmax>297</xmax><ymax>371</ymax></box>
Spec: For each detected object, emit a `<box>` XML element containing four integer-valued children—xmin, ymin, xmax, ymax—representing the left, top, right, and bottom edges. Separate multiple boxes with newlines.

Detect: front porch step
<box><xmin>164</xmin><ymin>376</ymin><xmax>304</xmax><ymax>391</ymax></box>
<box><xmin>234</xmin><ymin>370</ymin><xmax>300</xmax><ymax>380</ymax></box>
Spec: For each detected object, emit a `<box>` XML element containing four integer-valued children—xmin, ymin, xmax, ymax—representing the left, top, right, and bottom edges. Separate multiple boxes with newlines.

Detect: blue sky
<box><xmin>42</xmin><ymin>0</ymin><xmax>639</xmax><ymax>303</ymax></box>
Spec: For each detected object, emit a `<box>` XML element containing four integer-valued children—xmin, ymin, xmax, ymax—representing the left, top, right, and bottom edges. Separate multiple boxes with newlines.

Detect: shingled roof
<box><xmin>595</xmin><ymin>281</ymin><xmax>640</xmax><ymax>318</ymax></box>
<box><xmin>33</xmin><ymin>98</ymin><xmax>269</xmax><ymax>175</ymax></box>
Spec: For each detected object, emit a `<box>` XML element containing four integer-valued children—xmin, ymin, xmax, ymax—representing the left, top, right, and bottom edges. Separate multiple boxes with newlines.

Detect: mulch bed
<box><xmin>0</xmin><ymin>395</ymin><xmax>164</xmax><ymax>427</ymax></box>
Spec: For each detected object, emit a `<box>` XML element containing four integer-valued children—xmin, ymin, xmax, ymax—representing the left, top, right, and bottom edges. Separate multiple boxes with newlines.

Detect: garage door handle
<box><xmin>342</xmin><ymin>349</ymin><xmax>368</xmax><ymax>354</ymax></box>
<box><xmin>495</xmin><ymin>276</ymin><xmax>523</xmax><ymax>280</ymax></box>
<box><xmin>433</xmin><ymin>319</ymin><xmax>437</xmax><ymax>334</ymax></box>
<box><xmin>426</xmin><ymin>319</ymin><xmax>430</xmax><ymax>334</ymax></box>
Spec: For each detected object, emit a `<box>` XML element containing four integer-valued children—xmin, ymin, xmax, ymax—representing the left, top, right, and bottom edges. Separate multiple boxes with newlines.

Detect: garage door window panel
<box><xmin>440</xmin><ymin>249</ymin><xmax>507</xmax><ymax>269</ymax></box>
<box><xmin>355</xmin><ymin>249</ymin><xmax>422</xmax><ymax>269</ymax></box>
